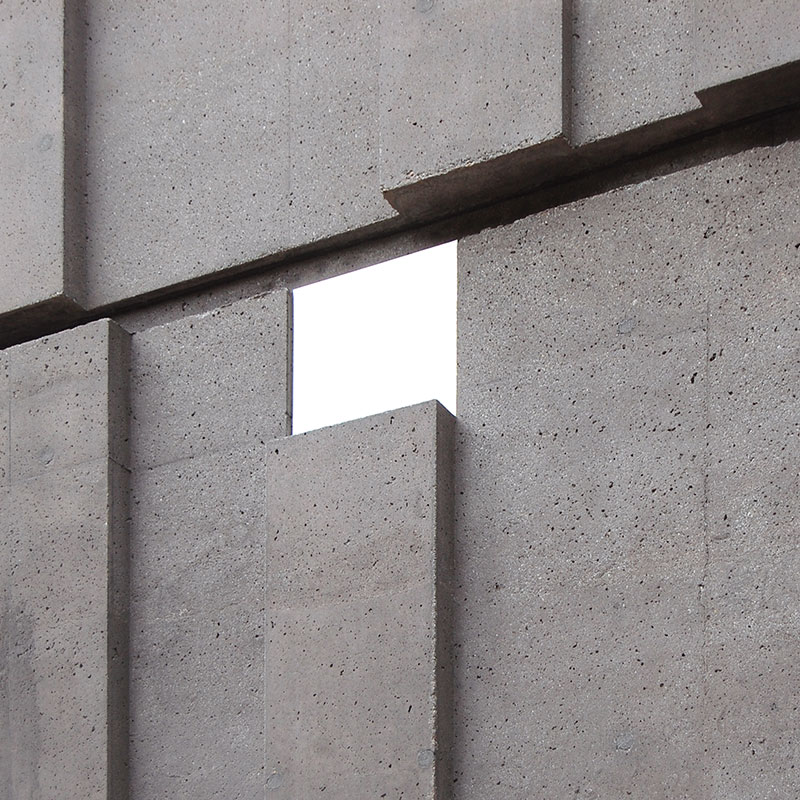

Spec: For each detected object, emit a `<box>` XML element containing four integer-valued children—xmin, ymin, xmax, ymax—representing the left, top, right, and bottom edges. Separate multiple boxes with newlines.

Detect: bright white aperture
<box><xmin>292</xmin><ymin>241</ymin><xmax>456</xmax><ymax>434</ymax></box>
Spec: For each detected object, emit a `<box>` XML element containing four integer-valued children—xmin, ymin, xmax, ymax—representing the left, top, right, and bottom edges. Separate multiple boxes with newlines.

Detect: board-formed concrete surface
<box><xmin>0</xmin><ymin>320</ymin><xmax>129</xmax><ymax>799</ymax></box>
<box><xmin>127</xmin><ymin>292</ymin><xmax>290</xmax><ymax>797</ymax></box>
<box><xmin>265</xmin><ymin>402</ymin><xmax>454</xmax><ymax>799</ymax></box>
<box><xmin>456</xmin><ymin>138</ymin><xmax>800</xmax><ymax>798</ymax></box>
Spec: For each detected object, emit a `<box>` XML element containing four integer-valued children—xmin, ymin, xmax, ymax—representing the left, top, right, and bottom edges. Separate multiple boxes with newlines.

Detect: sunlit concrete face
<box><xmin>292</xmin><ymin>241</ymin><xmax>457</xmax><ymax>434</ymax></box>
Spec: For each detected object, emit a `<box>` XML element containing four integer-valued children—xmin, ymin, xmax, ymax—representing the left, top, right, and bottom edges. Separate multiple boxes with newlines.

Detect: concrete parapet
<box><xmin>265</xmin><ymin>401</ymin><xmax>455</xmax><ymax>799</ymax></box>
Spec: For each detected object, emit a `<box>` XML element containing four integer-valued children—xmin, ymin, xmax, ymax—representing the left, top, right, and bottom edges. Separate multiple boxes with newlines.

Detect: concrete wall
<box><xmin>0</xmin><ymin>320</ymin><xmax>129</xmax><ymax>799</ymax></box>
<box><xmin>2</xmin><ymin>3</ymin><xmax>800</xmax><ymax>800</ymax></box>
<box><xmin>456</xmin><ymin>139</ymin><xmax>800</xmax><ymax>798</ymax></box>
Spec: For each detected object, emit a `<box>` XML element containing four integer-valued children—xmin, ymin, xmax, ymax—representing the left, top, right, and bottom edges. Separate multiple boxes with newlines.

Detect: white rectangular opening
<box><xmin>291</xmin><ymin>241</ymin><xmax>456</xmax><ymax>434</ymax></box>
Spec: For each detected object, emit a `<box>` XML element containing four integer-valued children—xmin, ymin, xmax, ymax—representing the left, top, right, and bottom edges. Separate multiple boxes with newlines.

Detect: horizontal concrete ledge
<box><xmin>695</xmin><ymin>59</ymin><xmax>800</xmax><ymax>123</ymax></box>
<box><xmin>0</xmin><ymin>294</ymin><xmax>87</xmax><ymax>350</ymax></box>
<box><xmin>382</xmin><ymin>137</ymin><xmax>573</xmax><ymax>220</ymax></box>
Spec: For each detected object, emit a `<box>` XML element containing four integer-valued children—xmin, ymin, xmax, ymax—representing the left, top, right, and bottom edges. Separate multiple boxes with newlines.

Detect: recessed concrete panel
<box><xmin>128</xmin><ymin>449</ymin><xmax>268</xmax><ymax>799</ymax></box>
<box><xmin>265</xmin><ymin>401</ymin><xmax>454</xmax><ymax>799</ymax></box>
<box><xmin>380</xmin><ymin>0</ymin><xmax>571</xmax><ymax>216</ymax></box>
<box><xmin>0</xmin><ymin>0</ymin><xmax>84</xmax><ymax>325</ymax></box>
<box><xmin>288</xmin><ymin>0</ymin><xmax>395</xmax><ymax>246</ymax></box>
<box><xmin>571</xmin><ymin>0</ymin><xmax>701</xmax><ymax>146</ymax></box>
<box><xmin>1</xmin><ymin>318</ymin><xmax>129</xmax><ymax>799</ymax></box>
<box><xmin>81</xmin><ymin>1</ymin><xmax>290</xmax><ymax>308</ymax></box>
<box><xmin>8</xmin><ymin>320</ymin><xmax>130</xmax><ymax>481</ymax></box>
<box><xmin>695</xmin><ymin>0</ymin><xmax>800</xmax><ymax>115</ymax></box>
<box><xmin>456</xmin><ymin>138</ymin><xmax>800</xmax><ymax>797</ymax></box>
<box><xmin>130</xmin><ymin>291</ymin><xmax>291</xmax><ymax>469</ymax></box>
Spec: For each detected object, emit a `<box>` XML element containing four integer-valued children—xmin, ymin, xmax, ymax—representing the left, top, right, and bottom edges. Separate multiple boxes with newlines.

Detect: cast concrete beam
<box><xmin>379</xmin><ymin>0</ymin><xmax>573</xmax><ymax>218</ymax></box>
<box><xmin>0</xmin><ymin>0</ymin><xmax>87</xmax><ymax>342</ymax></box>
<box><xmin>265</xmin><ymin>401</ymin><xmax>454</xmax><ymax>799</ymax></box>
<box><xmin>0</xmin><ymin>319</ymin><xmax>130</xmax><ymax>799</ymax></box>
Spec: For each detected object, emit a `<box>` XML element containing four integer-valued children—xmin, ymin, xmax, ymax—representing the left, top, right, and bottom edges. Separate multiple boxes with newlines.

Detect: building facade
<box><xmin>1</xmin><ymin>1</ymin><xmax>799</xmax><ymax>798</ymax></box>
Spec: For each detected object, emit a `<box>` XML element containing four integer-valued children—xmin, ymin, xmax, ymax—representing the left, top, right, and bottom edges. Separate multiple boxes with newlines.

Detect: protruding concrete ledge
<box><xmin>380</xmin><ymin>0</ymin><xmax>572</xmax><ymax>219</ymax></box>
<box><xmin>0</xmin><ymin>319</ymin><xmax>130</xmax><ymax>799</ymax></box>
<box><xmin>265</xmin><ymin>401</ymin><xmax>455</xmax><ymax>799</ymax></box>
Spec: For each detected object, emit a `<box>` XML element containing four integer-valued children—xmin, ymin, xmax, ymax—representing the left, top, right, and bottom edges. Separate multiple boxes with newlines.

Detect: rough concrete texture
<box><xmin>456</xmin><ymin>138</ymin><xmax>800</xmax><ymax>798</ymax></box>
<box><xmin>0</xmin><ymin>320</ymin><xmax>129</xmax><ymax>799</ymax></box>
<box><xmin>287</xmin><ymin>0</ymin><xmax>394</xmax><ymax>246</ymax></box>
<box><xmin>695</xmin><ymin>0</ymin><xmax>800</xmax><ymax>93</ymax></box>
<box><xmin>571</xmin><ymin>0</ymin><xmax>701</xmax><ymax>146</ymax></box>
<box><xmin>128</xmin><ymin>291</ymin><xmax>291</xmax><ymax>797</ymax></box>
<box><xmin>265</xmin><ymin>401</ymin><xmax>454</xmax><ymax>799</ymax></box>
<box><xmin>80</xmin><ymin>0</ymin><xmax>399</xmax><ymax>309</ymax></box>
<box><xmin>82</xmin><ymin>0</ymin><xmax>291</xmax><ymax>308</ymax></box>
<box><xmin>380</xmin><ymin>0</ymin><xmax>570</xmax><ymax>212</ymax></box>
<box><xmin>130</xmin><ymin>291</ymin><xmax>291</xmax><ymax>469</ymax></box>
<box><xmin>0</xmin><ymin>0</ymin><xmax>77</xmax><ymax>317</ymax></box>
<box><xmin>9</xmin><ymin>319</ymin><xmax>130</xmax><ymax>481</ymax></box>
<box><xmin>129</xmin><ymin>450</ymin><xmax>268</xmax><ymax>799</ymax></box>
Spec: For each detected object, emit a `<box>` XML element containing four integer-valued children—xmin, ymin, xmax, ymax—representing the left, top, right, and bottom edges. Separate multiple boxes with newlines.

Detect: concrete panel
<box><xmin>81</xmin><ymin>1</ymin><xmax>290</xmax><ymax>308</ymax></box>
<box><xmin>1</xmin><ymin>318</ymin><xmax>129</xmax><ymax>798</ymax></box>
<box><xmin>0</xmin><ymin>352</ymin><xmax>7</xmax><ymax>487</ymax></box>
<box><xmin>571</xmin><ymin>0</ymin><xmax>701</xmax><ymax>146</ymax></box>
<box><xmin>455</xmin><ymin>138</ymin><xmax>800</xmax><ymax>797</ymax></box>
<box><xmin>8</xmin><ymin>320</ymin><xmax>130</xmax><ymax>481</ymax></box>
<box><xmin>0</xmin><ymin>0</ymin><xmax>84</xmax><ymax>326</ymax></box>
<box><xmin>695</xmin><ymin>0</ymin><xmax>800</xmax><ymax>116</ymax></box>
<box><xmin>288</xmin><ymin>0</ymin><xmax>395</xmax><ymax>246</ymax></box>
<box><xmin>130</xmin><ymin>291</ymin><xmax>291</xmax><ymax>469</ymax></box>
<box><xmin>129</xmin><ymin>449</ymin><xmax>267</xmax><ymax>799</ymax></box>
<box><xmin>380</xmin><ymin>0</ymin><xmax>571</xmax><ymax>217</ymax></box>
<box><xmin>265</xmin><ymin>401</ymin><xmax>454</xmax><ymax>799</ymax></box>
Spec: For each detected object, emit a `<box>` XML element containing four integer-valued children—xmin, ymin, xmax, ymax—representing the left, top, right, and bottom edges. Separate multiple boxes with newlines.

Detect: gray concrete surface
<box><xmin>130</xmin><ymin>291</ymin><xmax>291</xmax><ymax>469</ymax></box>
<box><xmin>0</xmin><ymin>320</ymin><xmax>129</xmax><ymax>800</ymax></box>
<box><xmin>288</xmin><ymin>0</ymin><xmax>395</xmax><ymax>247</ymax></box>
<box><xmin>265</xmin><ymin>402</ymin><xmax>454</xmax><ymax>799</ymax></box>
<box><xmin>380</xmin><ymin>0</ymin><xmax>571</xmax><ymax>215</ymax></box>
<box><xmin>81</xmin><ymin>0</ymin><xmax>291</xmax><ymax>309</ymax></box>
<box><xmin>0</xmin><ymin>0</ymin><xmax>81</xmax><ymax>319</ymax></box>
<box><xmin>456</xmin><ymin>138</ymin><xmax>800</xmax><ymax>798</ymax></box>
<box><xmin>571</xmin><ymin>0</ymin><xmax>701</xmax><ymax>146</ymax></box>
<box><xmin>127</xmin><ymin>292</ymin><xmax>291</xmax><ymax>797</ymax></box>
<box><xmin>695</xmin><ymin>0</ymin><xmax>800</xmax><ymax>92</ymax></box>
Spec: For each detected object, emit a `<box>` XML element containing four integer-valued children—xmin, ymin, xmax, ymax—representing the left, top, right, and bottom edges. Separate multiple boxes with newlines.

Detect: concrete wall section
<box><xmin>571</xmin><ymin>0</ymin><xmax>701</xmax><ymax>147</ymax></box>
<box><xmin>288</xmin><ymin>0</ymin><xmax>394</xmax><ymax>247</ymax></box>
<box><xmin>0</xmin><ymin>0</ymin><xmax>85</xmax><ymax>330</ymax></box>
<box><xmin>695</xmin><ymin>0</ymin><xmax>800</xmax><ymax>116</ymax></box>
<box><xmin>0</xmin><ymin>320</ymin><xmax>130</xmax><ymax>799</ymax></box>
<box><xmin>380</xmin><ymin>0</ymin><xmax>571</xmax><ymax>217</ymax></box>
<box><xmin>456</xmin><ymin>139</ymin><xmax>800</xmax><ymax>798</ymax></box>
<box><xmin>82</xmin><ymin>0</ymin><xmax>291</xmax><ymax>309</ymax></box>
<box><xmin>128</xmin><ymin>291</ymin><xmax>291</xmax><ymax>798</ymax></box>
<box><xmin>265</xmin><ymin>401</ymin><xmax>454</xmax><ymax>799</ymax></box>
